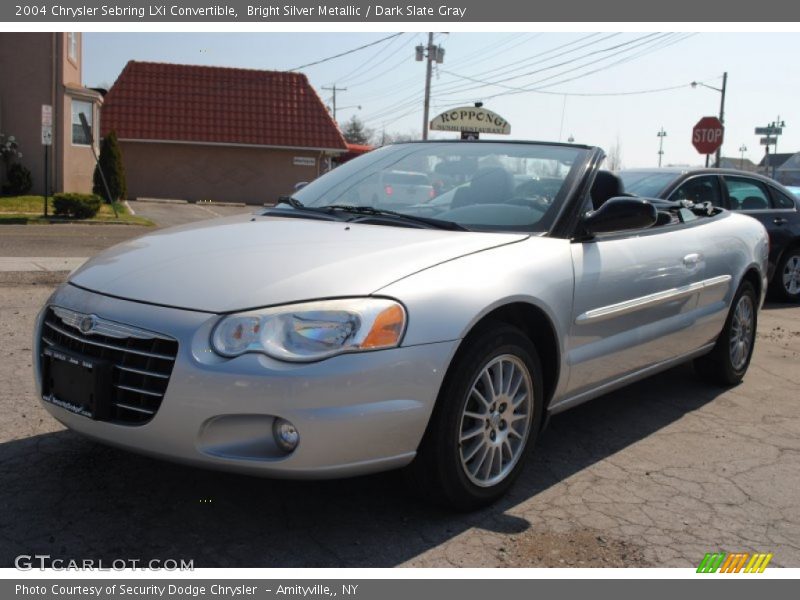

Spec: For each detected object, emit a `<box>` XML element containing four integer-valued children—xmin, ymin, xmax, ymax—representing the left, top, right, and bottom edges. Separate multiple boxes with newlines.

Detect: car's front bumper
<box><xmin>34</xmin><ymin>284</ymin><xmax>458</xmax><ymax>478</ymax></box>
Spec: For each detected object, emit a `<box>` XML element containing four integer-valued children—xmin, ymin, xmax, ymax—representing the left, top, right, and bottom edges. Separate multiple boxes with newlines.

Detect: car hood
<box><xmin>69</xmin><ymin>214</ymin><xmax>528</xmax><ymax>313</ymax></box>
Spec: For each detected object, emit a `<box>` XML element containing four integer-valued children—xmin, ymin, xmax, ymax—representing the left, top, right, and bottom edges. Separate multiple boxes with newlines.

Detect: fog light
<box><xmin>273</xmin><ymin>418</ymin><xmax>299</xmax><ymax>453</ymax></box>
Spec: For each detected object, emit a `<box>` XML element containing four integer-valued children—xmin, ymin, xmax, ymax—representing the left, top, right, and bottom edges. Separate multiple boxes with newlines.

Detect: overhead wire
<box><xmin>288</xmin><ymin>33</ymin><xmax>404</xmax><ymax>71</ymax></box>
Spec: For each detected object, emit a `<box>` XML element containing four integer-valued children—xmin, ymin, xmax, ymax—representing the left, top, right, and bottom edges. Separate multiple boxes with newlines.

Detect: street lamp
<box><xmin>656</xmin><ymin>127</ymin><xmax>667</xmax><ymax>167</ymax></box>
<box><xmin>567</xmin><ymin>134</ymin><xmax>575</xmax><ymax>143</ymax></box>
<box><xmin>691</xmin><ymin>72</ymin><xmax>727</xmax><ymax>168</ymax></box>
<box><xmin>738</xmin><ymin>144</ymin><xmax>747</xmax><ymax>170</ymax></box>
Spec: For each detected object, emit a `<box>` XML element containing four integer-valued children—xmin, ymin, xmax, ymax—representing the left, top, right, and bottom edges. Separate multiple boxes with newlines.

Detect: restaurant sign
<box><xmin>430</xmin><ymin>107</ymin><xmax>511</xmax><ymax>135</ymax></box>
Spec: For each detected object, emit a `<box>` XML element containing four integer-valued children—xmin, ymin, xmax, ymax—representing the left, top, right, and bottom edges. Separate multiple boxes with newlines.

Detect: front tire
<box><xmin>405</xmin><ymin>323</ymin><xmax>543</xmax><ymax>510</ymax></box>
<box><xmin>771</xmin><ymin>248</ymin><xmax>800</xmax><ymax>303</ymax></box>
<box><xmin>694</xmin><ymin>281</ymin><xmax>757</xmax><ymax>386</ymax></box>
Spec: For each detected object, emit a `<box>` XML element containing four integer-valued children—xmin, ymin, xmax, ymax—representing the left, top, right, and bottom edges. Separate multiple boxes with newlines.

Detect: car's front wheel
<box><xmin>772</xmin><ymin>247</ymin><xmax>800</xmax><ymax>303</ymax></box>
<box><xmin>406</xmin><ymin>323</ymin><xmax>543</xmax><ymax>510</ymax></box>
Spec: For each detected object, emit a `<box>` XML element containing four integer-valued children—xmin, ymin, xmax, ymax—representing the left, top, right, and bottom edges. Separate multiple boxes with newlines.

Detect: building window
<box><xmin>68</xmin><ymin>32</ymin><xmax>78</xmax><ymax>62</ymax></box>
<box><xmin>72</xmin><ymin>99</ymin><xmax>93</xmax><ymax>145</ymax></box>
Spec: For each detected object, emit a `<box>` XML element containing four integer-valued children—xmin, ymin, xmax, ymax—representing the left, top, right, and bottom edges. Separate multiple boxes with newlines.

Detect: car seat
<box><xmin>590</xmin><ymin>170</ymin><xmax>626</xmax><ymax>210</ymax></box>
<box><xmin>741</xmin><ymin>196</ymin><xmax>768</xmax><ymax>210</ymax></box>
<box><xmin>451</xmin><ymin>167</ymin><xmax>515</xmax><ymax>209</ymax></box>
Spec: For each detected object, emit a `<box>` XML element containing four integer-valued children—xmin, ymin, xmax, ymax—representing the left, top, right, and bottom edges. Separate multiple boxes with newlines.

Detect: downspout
<box><xmin>51</xmin><ymin>32</ymin><xmax>57</xmax><ymax>194</ymax></box>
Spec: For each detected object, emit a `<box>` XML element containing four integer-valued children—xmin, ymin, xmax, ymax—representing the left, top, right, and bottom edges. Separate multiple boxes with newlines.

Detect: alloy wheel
<box><xmin>783</xmin><ymin>255</ymin><xmax>800</xmax><ymax>296</ymax></box>
<box><xmin>729</xmin><ymin>294</ymin><xmax>754</xmax><ymax>371</ymax></box>
<box><xmin>458</xmin><ymin>354</ymin><xmax>533</xmax><ymax>488</ymax></box>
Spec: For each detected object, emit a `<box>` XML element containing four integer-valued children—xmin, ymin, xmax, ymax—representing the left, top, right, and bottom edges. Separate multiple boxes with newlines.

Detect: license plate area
<box><xmin>41</xmin><ymin>346</ymin><xmax>112</xmax><ymax>420</ymax></box>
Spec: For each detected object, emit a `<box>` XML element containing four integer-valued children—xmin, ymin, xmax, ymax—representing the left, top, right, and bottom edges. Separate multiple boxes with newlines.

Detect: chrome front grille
<box><xmin>40</xmin><ymin>306</ymin><xmax>179</xmax><ymax>425</ymax></box>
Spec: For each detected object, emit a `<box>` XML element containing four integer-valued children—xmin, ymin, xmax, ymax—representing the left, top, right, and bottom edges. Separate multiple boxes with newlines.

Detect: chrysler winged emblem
<box><xmin>78</xmin><ymin>315</ymin><xmax>97</xmax><ymax>334</ymax></box>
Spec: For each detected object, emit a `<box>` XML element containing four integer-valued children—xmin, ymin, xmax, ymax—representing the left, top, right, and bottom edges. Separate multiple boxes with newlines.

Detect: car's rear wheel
<box><xmin>771</xmin><ymin>248</ymin><xmax>800</xmax><ymax>303</ymax></box>
<box><xmin>405</xmin><ymin>323</ymin><xmax>543</xmax><ymax>510</ymax></box>
<box><xmin>694</xmin><ymin>280</ymin><xmax>757</xmax><ymax>385</ymax></box>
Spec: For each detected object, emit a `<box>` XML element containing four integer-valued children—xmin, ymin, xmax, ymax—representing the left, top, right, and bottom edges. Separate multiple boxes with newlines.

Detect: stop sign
<box><xmin>692</xmin><ymin>116</ymin><xmax>724</xmax><ymax>155</ymax></box>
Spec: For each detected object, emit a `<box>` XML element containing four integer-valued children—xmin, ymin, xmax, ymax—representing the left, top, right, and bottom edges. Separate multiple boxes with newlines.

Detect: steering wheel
<box><xmin>504</xmin><ymin>196</ymin><xmax>550</xmax><ymax>210</ymax></box>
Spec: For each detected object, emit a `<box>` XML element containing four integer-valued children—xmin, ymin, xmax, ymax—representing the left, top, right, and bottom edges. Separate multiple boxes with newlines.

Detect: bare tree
<box><xmin>373</xmin><ymin>129</ymin><xmax>421</xmax><ymax>146</ymax></box>
<box><xmin>606</xmin><ymin>137</ymin><xmax>623</xmax><ymax>172</ymax></box>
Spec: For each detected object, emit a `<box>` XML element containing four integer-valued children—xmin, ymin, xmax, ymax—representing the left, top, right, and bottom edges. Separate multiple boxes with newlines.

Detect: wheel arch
<box><xmin>449</xmin><ymin>301</ymin><xmax>562</xmax><ymax>411</ymax></box>
<box><xmin>741</xmin><ymin>266</ymin><xmax>763</xmax><ymax>300</ymax></box>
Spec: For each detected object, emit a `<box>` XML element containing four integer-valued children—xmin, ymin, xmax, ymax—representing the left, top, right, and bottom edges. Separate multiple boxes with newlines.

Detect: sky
<box><xmin>83</xmin><ymin>32</ymin><xmax>799</xmax><ymax>168</ymax></box>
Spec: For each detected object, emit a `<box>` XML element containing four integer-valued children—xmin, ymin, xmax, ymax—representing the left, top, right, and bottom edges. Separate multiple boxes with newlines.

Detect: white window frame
<box><xmin>67</xmin><ymin>33</ymin><xmax>78</xmax><ymax>63</ymax></box>
<box><xmin>71</xmin><ymin>99</ymin><xmax>94</xmax><ymax>147</ymax></box>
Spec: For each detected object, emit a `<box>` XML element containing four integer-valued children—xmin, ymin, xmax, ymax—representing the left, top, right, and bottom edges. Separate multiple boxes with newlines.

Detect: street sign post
<box><xmin>692</xmin><ymin>116</ymin><xmax>724</xmax><ymax>167</ymax></box>
<box><xmin>755</xmin><ymin>126</ymin><xmax>782</xmax><ymax>136</ymax></box>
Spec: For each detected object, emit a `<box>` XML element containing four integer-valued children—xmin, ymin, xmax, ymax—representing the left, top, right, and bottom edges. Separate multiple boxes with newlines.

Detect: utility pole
<box><xmin>691</xmin><ymin>72</ymin><xmax>727</xmax><ymax>167</ymax></box>
<box><xmin>716</xmin><ymin>71</ymin><xmax>727</xmax><ymax>168</ymax></box>
<box><xmin>322</xmin><ymin>84</ymin><xmax>347</xmax><ymax>123</ymax></box>
<box><xmin>656</xmin><ymin>127</ymin><xmax>667</xmax><ymax>167</ymax></box>
<box><xmin>739</xmin><ymin>144</ymin><xmax>747</xmax><ymax>170</ymax></box>
<box><xmin>417</xmin><ymin>33</ymin><xmax>444</xmax><ymax>140</ymax></box>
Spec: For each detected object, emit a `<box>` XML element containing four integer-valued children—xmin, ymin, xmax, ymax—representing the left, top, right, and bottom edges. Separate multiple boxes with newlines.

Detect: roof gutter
<box><xmin>117</xmin><ymin>138</ymin><xmax>347</xmax><ymax>154</ymax></box>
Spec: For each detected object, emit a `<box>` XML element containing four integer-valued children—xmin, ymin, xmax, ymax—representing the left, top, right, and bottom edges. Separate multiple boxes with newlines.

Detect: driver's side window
<box><xmin>668</xmin><ymin>176</ymin><xmax>723</xmax><ymax>206</ymax></box>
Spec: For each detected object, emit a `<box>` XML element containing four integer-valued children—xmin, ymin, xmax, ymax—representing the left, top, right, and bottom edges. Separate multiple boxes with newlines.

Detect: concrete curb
<box><xmin>134</xmin><ymin>197</ymin><xmax>189</xmax><ymax>205</ymax></box>
<box><xmin>0</xmin><ymin>257</ymin><xmax>86</xmax><ymax>285</ymax></box>
<box><xmin>0</xmin><ymin>271</ymin><xmax>70</xmax><ymax>285</ymax></box>
<box><xmin>195</xmin><ymin>200</ymin><xmax>248</xmax><ymax>207</ymax></box>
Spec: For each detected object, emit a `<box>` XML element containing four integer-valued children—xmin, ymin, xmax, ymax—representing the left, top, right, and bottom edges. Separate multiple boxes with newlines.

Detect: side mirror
<box><xmin>294</xmin><ymin>181</ymin><xmax>309</xmax><ymax>192</ymax></box>
<box><xmin>581</xmin><ymin>197</ymin><xmax>657</xmax><ymax>236</ymax></box>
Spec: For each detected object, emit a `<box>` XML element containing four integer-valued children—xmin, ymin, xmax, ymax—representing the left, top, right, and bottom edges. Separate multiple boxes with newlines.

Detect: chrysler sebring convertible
<box><xmin>34</xmin><ymin>141</ymin><xmax>768</xmax><ymax>509</ymax></box>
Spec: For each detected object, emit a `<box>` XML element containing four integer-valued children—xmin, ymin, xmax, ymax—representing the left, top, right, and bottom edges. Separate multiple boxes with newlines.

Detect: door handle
<box><xmin>774</xmin><ymin>217</ymin><xmax>788</xmax><ymax>225</ymax></box>
<box><xmin>683</xmin><ymin>253</ymin><xmax>701</xmax><ymax>269</ymax></box>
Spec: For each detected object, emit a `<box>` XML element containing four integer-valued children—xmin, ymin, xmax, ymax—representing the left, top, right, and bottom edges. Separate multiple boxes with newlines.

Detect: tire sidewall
<box><xmin>776</xmin><ymin>249</ymin><xmax>800</xmax><ymax>302</ymax></box>
<box><xmin>436</xmin><ymin>325</ymin><xmax>544</xmax><ymax>508</ymax></box>
<box><xmin>723</xmin><ymin>281</ymin><xmax>758</xmax><ymax>381</ymax></box>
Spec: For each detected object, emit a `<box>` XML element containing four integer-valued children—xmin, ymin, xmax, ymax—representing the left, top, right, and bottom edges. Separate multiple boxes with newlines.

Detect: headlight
<box><xmin>210</xmin><ymin>298</ymin><xmax>406</xmax><ymax>362</ymax></box>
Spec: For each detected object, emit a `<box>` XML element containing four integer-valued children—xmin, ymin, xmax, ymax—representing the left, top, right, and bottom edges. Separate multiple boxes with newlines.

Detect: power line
<box><xmin>438</xmin><ymin>33</ymin><xmax>695</xmax><ymax>104</ymax></box>
<box><xmin>433</xmin><ymin>32</ymin><xmax>617</xmax><ymax>95</ymax></box>
<box><xmin>361</xmin><ymin>33</ymin><xmax>697</xmax><ymax>132</ymax></box>
<box><xmin>288</xmin><ymin>33</ymin><xmax>404</xmax><ymax>71</ymax></box>
<box><xmin>360</xmin><ymin>33</ymin><xmax>610</xmax><ymax>122</ymax></box>
<box><xmin>435</xmin><ymin>33</ymin><xmax>662</xmax><ymax>98</ymax></box>
<box><xmin>332</xmin><ymin>32</ymin><xmax>409</xmax><ymax>85</ymax></box>
<box><xmin>359</xmin><ymin>33</ymin><xmax>612</xmax><ymax>120</ymax></box>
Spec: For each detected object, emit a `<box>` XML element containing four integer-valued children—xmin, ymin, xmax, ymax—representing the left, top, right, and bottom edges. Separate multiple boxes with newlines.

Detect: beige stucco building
<box><xmin>0</xmin><ymin>33</ymin><xmax>102</xmax><ymax>195</ymax></box>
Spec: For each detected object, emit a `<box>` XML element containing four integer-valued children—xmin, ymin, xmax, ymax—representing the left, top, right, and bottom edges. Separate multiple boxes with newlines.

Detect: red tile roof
<box><xmin>101</xmin><ymin>61</ymin><xmax>347</xmax><ymax>151</ymax></box>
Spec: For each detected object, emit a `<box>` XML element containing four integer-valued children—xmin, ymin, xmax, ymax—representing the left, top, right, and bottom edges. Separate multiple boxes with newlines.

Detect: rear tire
<box><xmin>405</xmin><ymin>323</ymin><xmax>544</xmax><ymax>510</ymax></box>
<box><xmin>694</xmin><ymin>280</ymin><xmax>757</xmax><ymax>386</ymax></box>
<box><xmin>770</xmin><ymin>247</ymin><xmax>800</xmax><ymax>303</ymax></box>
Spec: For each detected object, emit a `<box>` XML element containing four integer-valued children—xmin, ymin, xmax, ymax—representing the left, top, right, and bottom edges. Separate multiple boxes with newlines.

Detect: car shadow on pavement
<box><xmin>0</xmin><ymin>363</ymin><xmax>726</xmax><ymax>568</ymax></box>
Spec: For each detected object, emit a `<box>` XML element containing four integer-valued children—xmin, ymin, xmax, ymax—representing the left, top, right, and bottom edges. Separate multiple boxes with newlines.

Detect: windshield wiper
<box><xmin>322</xmin><ymin>205</ymin><xmax>468</xmax><ymax>231</ymax></box>
<box><xmin>266</xmin><ymin>196</ymin><xmax>346</xmax><ymax>221</ymax></box>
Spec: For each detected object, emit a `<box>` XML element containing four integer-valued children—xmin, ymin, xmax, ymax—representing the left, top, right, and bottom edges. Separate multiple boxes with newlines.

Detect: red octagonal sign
<box><xmin>692</xmin><ymin>116</ymin><xmax>724</xmax><ymax>155</ymax></box>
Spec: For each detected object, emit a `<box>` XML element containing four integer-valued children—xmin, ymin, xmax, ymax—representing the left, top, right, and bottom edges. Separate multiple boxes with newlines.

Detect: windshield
<box><xmin>292</xmin><ymin>142</ymin><xmax>589</xmax><ymax>232</ymax></box>
<box><xmin>618</xmin><ymin>170</ymin><xmax>679</xmax><ymax>197</ymax></box>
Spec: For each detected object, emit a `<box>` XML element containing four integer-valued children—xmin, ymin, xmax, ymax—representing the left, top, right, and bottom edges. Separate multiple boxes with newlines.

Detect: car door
<box><xmin>721</xmin><ymin>175</ymin><xmax>791</xmax><ymax>278</ymax></box>
<box><xmin>565</xmin><ymin>217</ymin><xmax>710</xmax><ymax>398</ymax></box>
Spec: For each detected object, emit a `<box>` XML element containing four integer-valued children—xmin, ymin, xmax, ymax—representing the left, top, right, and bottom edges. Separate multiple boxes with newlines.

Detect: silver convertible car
<box><xmin>34</xmin><ymin>141</ymin><xmax>768</xmax><ymax>509</ymax></box>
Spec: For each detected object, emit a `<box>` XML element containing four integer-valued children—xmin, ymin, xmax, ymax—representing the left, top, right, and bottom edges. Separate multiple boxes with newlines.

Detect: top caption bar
<box><xmin>3</xmin><ymin>0</ymin><xmax>800</xmax><ymax>22</ymax></box>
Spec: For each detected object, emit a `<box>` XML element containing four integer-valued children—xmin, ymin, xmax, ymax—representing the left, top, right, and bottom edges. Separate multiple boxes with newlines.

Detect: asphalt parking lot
<box><xmin>0</xmin><ymin>201</ymin><xmax>254</xmax><ymax>257</ymax></box>
<box><xmin>1</xmin><ymin>281</ymin><xmax>798</xmax><ymax>568</ymax></box>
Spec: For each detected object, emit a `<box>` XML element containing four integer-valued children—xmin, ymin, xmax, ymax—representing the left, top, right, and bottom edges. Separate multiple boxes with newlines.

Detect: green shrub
<box><xmin>52</xmin><ymin>193</ymin><xmax>102</xmax><ymax>219</ymax></box>
<box><xmin>2</xmin><ymin>163</ymin><xmax>32</xmax><ymax>195</ymax></box>
<box><xmin>93</xmin><ymin>131</ymin><xmax>127</xmax><ymax>201</ymax></box>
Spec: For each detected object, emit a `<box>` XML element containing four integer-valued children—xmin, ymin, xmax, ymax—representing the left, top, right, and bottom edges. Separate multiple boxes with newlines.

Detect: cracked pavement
<box><xmin>1</xmin><ymin>284</ymin><xmax>798</xmax><ymax>568</ymax></box>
